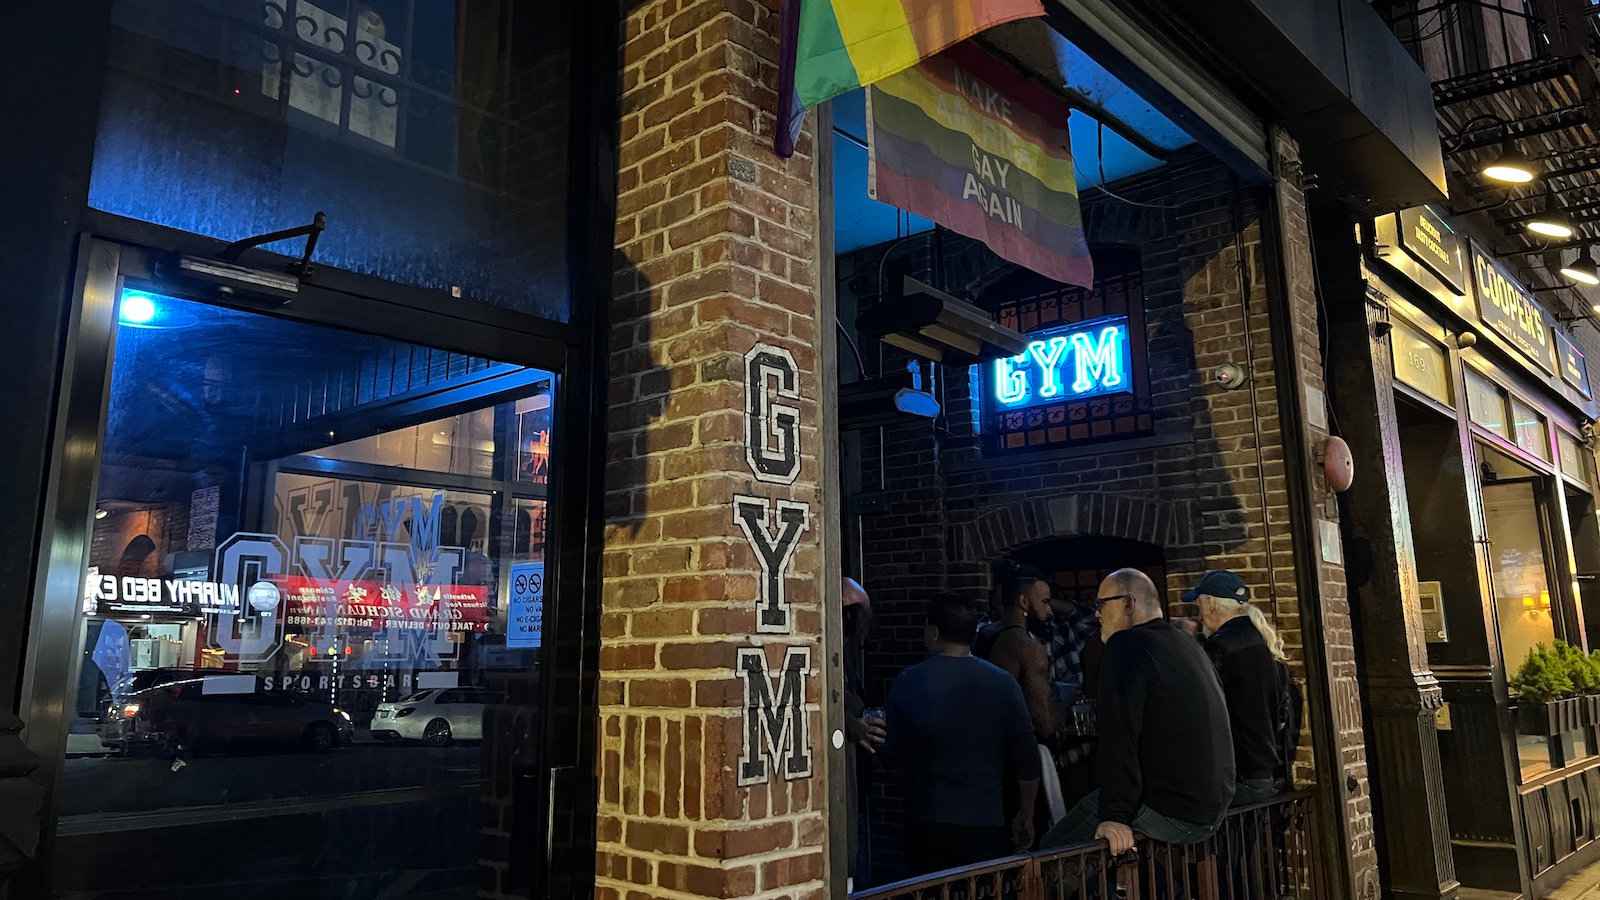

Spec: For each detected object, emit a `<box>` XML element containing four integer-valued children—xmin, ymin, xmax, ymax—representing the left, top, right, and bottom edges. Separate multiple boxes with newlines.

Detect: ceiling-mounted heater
<box><xmin>857</xmin><ymin>270</ymin><xmax>1026</xmax><ymax>365</ymax></box>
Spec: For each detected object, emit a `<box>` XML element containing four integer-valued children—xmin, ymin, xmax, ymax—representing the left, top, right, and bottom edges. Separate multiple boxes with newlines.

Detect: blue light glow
<box><xmin>990</xmin><ymin>317</ymin><xmax>1132</xmax><ymax>411</ymax></box>
<box><xmin>120</xmin><ymin>294</ymin><xmax>157</xmax><ymax>325</ymax></box>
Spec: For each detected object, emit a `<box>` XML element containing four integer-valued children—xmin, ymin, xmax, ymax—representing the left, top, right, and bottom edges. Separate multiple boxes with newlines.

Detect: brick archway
<box><xmin>950</xmin><ymin>493</ymin><xmax>1196</xmax><ymax>563</ymax></box>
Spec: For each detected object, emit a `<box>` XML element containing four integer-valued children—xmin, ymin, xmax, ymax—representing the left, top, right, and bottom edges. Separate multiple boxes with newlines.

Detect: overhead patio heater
<box><xmin>857</xmin><ymin>270</ymin><xmax>1027</xmax><ymax>366</ymax></box>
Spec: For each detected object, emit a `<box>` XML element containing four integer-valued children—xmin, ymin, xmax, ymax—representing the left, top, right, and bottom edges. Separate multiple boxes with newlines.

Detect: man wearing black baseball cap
<box><xmin>1188</xmin><ymin>570</ymin><xmax>1293</xmax><ymax>806</ymax></box>
<box><xmin>1040</xmin><ymin>568</ymin><xmax>1234</xmax><ymax>854</ymax></box>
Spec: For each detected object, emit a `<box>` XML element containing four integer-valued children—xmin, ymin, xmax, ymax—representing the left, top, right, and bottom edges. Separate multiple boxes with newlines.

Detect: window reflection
<box><xmin>91</xmin><ymin>0</ymin><xmax>575</xmax><ymax>319</ymax></box>
<box><xmin>62</xmin><ymin>291</ymin><xmax>554</xmax><ymax>898</ymax></box>
<box><xmin>1466</xmin><ymin>368</ymin><xmax>1509</xmax><ymax>439</ymax></box>
<box><xmin>1511</xmin><ymin>399</ymin><xmax>1549</xmax><ymax>461</ymax></box>
<box><xmin>1483</xmin><ymin>478</ymin><xmax>1559</xmax><ymax>779</ymax></box>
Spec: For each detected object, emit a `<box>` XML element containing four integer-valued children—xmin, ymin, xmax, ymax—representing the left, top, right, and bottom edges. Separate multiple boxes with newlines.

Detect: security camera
<box><xmin>1214</xmin><ymin>363</ymin><xmax>1249</xmax><ymax>390</ymax></box>
<box><xmin>1372</xmin><ymin>321</ymin><xmax>1392</xmax><ymax>338</ymax></box>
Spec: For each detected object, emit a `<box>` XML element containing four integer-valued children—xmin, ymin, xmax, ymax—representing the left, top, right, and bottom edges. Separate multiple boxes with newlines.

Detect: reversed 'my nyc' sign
<box><xmin>735</xmin><ymin>342</ymin><xmax>813</xmax><ymax>787</ymax></box>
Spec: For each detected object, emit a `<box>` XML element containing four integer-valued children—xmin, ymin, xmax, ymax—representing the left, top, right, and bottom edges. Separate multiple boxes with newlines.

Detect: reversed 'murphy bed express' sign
<box><xmin>991</xmin><ymin>316</ymin><xmax>1131</xmax><ymax>411</ymax></box>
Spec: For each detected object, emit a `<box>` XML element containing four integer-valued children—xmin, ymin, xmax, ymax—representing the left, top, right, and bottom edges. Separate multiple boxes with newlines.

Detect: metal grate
<box><xmin>1378</xmin><ymin>0</ymin><xmax>1600</xmax><ymax>317</ymax></box>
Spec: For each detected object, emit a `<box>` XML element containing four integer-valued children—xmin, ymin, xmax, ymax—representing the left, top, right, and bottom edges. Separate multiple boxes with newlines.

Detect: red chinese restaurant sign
<box><xmin>276</xmin><ymin>577</ymin><xmax>490</xmax><ymax>633</ymax></box>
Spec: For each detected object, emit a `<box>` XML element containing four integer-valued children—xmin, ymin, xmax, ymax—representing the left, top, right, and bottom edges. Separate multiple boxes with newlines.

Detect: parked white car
<box><xmin>371</xmin><ymin>687</ymin><xmax>491</xmax><ymax>746</ymax></box>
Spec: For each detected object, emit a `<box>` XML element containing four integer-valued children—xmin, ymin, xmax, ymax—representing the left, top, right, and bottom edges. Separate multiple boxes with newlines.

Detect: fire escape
<box><xmin>1378</xmin><ymin>0</ymin><xmax>1600</xmax><ymax>318</ymax></box>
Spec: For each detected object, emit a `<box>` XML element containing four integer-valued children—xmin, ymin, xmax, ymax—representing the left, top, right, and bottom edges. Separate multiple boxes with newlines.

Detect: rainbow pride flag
<box><xmin>775</xmin><ymin>0</ymin><xmax>1044</xmax><ymax>157</ymax></box>
<box><xmin>868</xmin><ymin>42</ymin><xmax>1092</xmax><ymax>288</ymax></box>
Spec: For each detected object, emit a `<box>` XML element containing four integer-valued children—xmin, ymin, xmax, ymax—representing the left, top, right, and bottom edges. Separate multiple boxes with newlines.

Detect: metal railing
<box><xmin>851</xmin><ymin>792</ymin><xmax>1317</xmax><ymax>900</ymax></box>
<box><xmin>1380</xmin><ymin>0</ymin><xmax>1547</xmax><ymax>83</ymax></box>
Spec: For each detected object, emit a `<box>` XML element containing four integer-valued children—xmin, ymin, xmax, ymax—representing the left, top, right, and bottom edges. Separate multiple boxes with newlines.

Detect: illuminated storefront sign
<box><xmin>277</xmin><ymin>576</ymin><xmax>490</xmax><ymax>633</ymax></box>
<box><xmin>1395</xmin><ymin>205</ymin><xmax>1465</xmax><ymax>295</ymax></box>
<box><xmin>1471</xmin><ymin>245</ymin><xmax>1554</xmax><ymax>374</ymax></box>
<box><xmin>1555</xmin><ymin>327</ymin><xmax>1592</xmax><ymax>399</ymax></box>
<box><xmin>990</xmin><ymin>317</ymin><xmax>1131</xmax><ymax>412</ymax></box>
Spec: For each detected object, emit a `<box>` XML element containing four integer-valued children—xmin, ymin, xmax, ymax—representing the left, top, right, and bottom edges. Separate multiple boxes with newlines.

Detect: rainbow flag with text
<box><xmin>867</xmin><ymin>43</ymin><xmax>1092</xmax><ymax>288</ymax></box>
<box><xmin>776</xmin><ymin>0</ymin><xmax>1044</xmax><ymax>156</ymax></box>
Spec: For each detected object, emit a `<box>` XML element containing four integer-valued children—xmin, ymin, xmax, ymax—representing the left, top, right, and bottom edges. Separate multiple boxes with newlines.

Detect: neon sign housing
<box><xmin>989</xmin><ymin>316</ymin><xmax>1133</xmax><ymax>412</ymax></box>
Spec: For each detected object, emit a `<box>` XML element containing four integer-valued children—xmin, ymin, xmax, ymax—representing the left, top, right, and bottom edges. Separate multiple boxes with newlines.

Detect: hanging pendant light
<box><xmin>1560</xmin><ymin>246</ymin><xmax>1600</xmax><ymax>286</ymax></box>
<box><xmin>1482</xmin><ymin>140</ymin><xmax>1537</xmax><ymax>185</ymax></box>
<box><xmin>1526</xmin><ymin>198</ymin><xmax>1574</xmax><ymax>239</ymax></box>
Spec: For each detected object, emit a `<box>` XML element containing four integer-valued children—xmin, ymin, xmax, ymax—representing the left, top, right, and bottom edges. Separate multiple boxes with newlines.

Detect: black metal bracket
<box><xmin>218</xmin><ymin>211</ymin><xmax>327</xmax><ymax>277</ymax></box>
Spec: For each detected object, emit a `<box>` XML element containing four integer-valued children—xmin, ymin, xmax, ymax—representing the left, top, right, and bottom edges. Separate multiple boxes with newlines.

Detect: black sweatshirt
<box><xmin>1205</xmin><ymin>616</ymin><xmax>1282</xmax><ymax>782</ymax></box>
<box><xmin>886</xmin><ymin>654</ymin><xmax>1041</xmax><ymax>827</ymax></box>
<box><xmin>1096</xmin><ymin>619</ymin><xmax>1235</xmax><ymax>826</ymax></box>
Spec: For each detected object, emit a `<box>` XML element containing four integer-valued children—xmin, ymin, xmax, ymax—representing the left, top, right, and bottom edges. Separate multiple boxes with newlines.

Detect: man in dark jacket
<box><xmin>1040</xmin><ymin>568</ymin><xmax>1234</xmax><ymax>853</ymax></box>
<box><xmin>886</xmin><ymin>593</ymin><xmax>1041</xmax><ymax>875</ymax></box>
<box><xmin>1190</xmin><ymin>570</ymin><xmax>1287</xmax><ymax>805</ymax></box>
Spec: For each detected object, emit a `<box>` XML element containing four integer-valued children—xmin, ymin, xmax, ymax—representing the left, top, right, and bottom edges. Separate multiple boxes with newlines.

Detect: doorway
<box><xmin>1477</xmin><ymin>441</ymin><xmax>1576</xmax><ymax>781</ymax></box>
<box><xmin>23</xmin><ymin>240</ymin><xmax>591</xmax><ymax>899</ymax></box>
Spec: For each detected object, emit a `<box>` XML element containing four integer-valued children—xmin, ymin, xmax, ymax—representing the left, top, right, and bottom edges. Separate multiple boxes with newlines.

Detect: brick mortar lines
<box><xmin>604</xmin><ymin>1</ymin><xmax>829</xmax><ymax>896</ymax></box>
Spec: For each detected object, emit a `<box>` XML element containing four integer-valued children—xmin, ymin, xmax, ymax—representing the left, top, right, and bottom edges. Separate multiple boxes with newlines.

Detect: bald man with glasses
<box><xmin>1040</xmin><ymin>568</ymin><xmax>1235</xmax><ymax>854</ymax></box>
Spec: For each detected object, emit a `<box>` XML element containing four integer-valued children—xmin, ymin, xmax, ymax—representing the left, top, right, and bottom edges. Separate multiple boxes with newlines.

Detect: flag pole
<box><xmin>774</xmin><ymin>0</ymin><xmax>804</xmax><ymax>159</ymax></box>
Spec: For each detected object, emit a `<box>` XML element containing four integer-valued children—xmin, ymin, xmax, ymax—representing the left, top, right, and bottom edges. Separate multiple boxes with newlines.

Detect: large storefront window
<box><xmin>1466</xmin><ymin>367</ymin><xmax>1510</xmax><ymax>439</ymax></box>
<box><xmin>59</xmin><ymin>289</ymin><xmax>554</xmax><ymax>897</ymax></box>
<box><xmin>1510</xmin><ymin>398</ymin><xmax>1550</xmax><ymax>461</ymax></box>
<box><xmin>89</xmin><ymin>0</ymin><xmax>574</xmax><ymax>319</ymax></box>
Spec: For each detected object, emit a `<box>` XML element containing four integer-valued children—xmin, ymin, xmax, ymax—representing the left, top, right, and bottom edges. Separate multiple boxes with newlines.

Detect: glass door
<box><xmin>1477</xmin><ymin>442</ymin><xmax>1586</xmax><ymax>779</ymax></box>
<box><xmin>26</xmin><ymin>240</ymin><xmax>581</xmax><ymax>900</ymax></box>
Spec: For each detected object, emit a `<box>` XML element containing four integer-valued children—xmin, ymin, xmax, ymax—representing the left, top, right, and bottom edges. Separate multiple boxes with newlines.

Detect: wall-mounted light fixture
<box><xmin>1481</xmin><ymin>140</ymin><xmax>1537</xmax><ymax>185</ymax></box>
<box><xmin>1526</xmin><ymin>198</ymin><xmax>1574</xmax><ymax>240</ymax></box>
<box><xmin>1560</xmin><ymin>247</ymin><xmax>1600</xmax><ymax>286</ymax></box>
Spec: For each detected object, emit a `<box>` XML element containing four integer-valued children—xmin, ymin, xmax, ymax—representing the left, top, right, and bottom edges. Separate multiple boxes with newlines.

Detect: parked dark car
<box><xmin>101</xmin><ymin>675</ymin><xmax>354</xmax><ymax>753</ymax></box>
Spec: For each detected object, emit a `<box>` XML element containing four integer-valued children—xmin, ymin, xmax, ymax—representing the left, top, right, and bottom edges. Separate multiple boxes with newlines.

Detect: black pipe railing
<box><xmin>851</xmin><ymin>792</ymin><xmax>1318</xmax><ymax>900</ymax></box>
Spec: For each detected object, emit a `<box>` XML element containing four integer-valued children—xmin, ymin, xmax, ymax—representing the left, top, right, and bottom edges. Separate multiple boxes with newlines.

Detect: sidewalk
<box><xmin>1549</xmin><ymin>861</ymin><xmax>1600</xmax><ymax>900</ymax></box>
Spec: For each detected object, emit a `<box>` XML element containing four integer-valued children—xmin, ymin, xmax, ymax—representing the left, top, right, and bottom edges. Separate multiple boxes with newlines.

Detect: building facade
<box><xmin>0</xmin><ymin>2</ymin><xmax>1498</xmax><ymax>900</ymax></box>
<box><xmin>1325</xmin><ymin>4</ymin><xmax>1600</xmax><ymax>897</ymax></box>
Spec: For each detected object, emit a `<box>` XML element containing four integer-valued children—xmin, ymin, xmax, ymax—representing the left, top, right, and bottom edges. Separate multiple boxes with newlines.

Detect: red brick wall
<box><xmin>599</xmin><ymin>1</ymin><xmax>829</xmax><ymax>897</ymax></box>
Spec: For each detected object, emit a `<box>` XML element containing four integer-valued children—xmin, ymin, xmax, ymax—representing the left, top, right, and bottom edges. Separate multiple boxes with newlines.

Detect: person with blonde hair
<box><xmin>1187</xmin><ymin>570</ymin><xmax>1291</xmax><ymax>805</ymax></box>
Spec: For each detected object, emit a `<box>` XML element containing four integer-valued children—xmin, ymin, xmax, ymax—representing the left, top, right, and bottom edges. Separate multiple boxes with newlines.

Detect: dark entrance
<box><xmin>1005</xmin><ymin>535</ymin><xmax>1167</xmax><ymax>802</ymax></box>
<box><xmin>1005</xmin><ymin>535</ymin><xmax>1168</xmax><ymax>689</ymax></box>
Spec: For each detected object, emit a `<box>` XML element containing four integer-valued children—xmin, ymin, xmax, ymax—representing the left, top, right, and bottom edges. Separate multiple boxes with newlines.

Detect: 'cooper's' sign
<box><xmin>1471</xmin><ymin>245</ymin><xmax>1553</xmax><ymax>374</ymax></box>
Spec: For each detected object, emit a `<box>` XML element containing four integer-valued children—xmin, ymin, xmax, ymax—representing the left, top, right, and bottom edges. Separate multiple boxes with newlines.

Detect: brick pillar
<box><xmin>1272</xmin><ymin>130</ymin><xmax>1397</xmax><ymax>900</ymax></box>
<box><xmin>599</xmin><ymin>2</ymin><xmax>829</xmax><ymax>898</ymax></box>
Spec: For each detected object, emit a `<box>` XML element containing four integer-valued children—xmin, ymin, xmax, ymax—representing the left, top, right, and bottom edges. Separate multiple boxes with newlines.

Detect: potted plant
<box><xmin>1511</xmin><ymin>643</ymin><xmax>1583</xmax><ymax>736</ymax></box>
<box><xmin>1554</xmin><ymin>641</ymin><xmax>1600</xmax><ymax>724</ymax></box>
<box><xmin>1588</xmin><ymin>649</ymin><xmax>1600</xmax><ymax>724</ymax></box>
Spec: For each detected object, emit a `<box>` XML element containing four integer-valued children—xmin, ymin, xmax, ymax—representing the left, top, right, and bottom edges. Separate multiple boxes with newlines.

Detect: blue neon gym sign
<box><xmin>990</xmin><ymin>317</ymin><xmax>1132</xmax><ymax>411</ymax></box>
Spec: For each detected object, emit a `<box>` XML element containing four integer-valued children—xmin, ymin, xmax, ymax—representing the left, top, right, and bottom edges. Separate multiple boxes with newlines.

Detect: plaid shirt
<box><xmin>1048</xmin><ymin>601</ymin><xmax>1100</xmax><ymax>685</ymax></box>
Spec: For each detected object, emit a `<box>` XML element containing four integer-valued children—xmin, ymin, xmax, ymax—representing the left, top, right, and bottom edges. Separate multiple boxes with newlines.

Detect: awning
<box><xmin>1089</xmin><ymin>0</ymin><xmax>1448</xmax><ymax>211</ymax></box>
